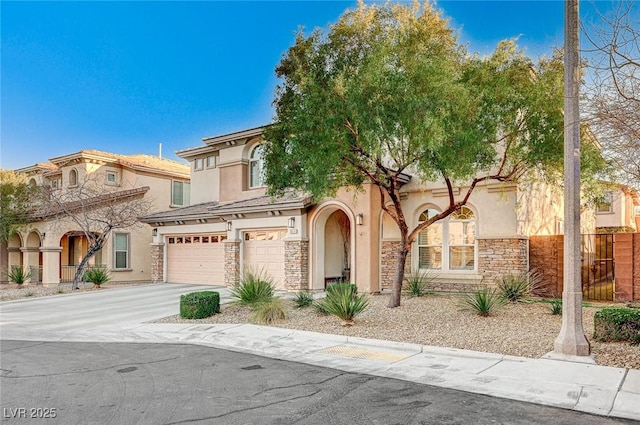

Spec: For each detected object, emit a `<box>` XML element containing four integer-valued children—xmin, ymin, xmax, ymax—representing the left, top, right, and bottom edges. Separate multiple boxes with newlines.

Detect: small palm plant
<box><xmin>82</xmin><ymin>268</ymin><xmax>111</xmax><ymax>288</ymax></box>
<box><xmin>230</xmin><ymin>268</ymin><xmax>275</xmax><ymax>305</ymax></box>
<box><xmin>460</xmin><ymin>287</ymin><xmax>504</xmax><ymax>317</ymax></box>
<box><xmin>317</xmin><ymin>283</ymin><xmax>369</xmax><ymax>326</ymax></box>
<box><xmin>6</xmin><ymin>266</ymin><xmax>32</xmax><ymax>286</ymax></box>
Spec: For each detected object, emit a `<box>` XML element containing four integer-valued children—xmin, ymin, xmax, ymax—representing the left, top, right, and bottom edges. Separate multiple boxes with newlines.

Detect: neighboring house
<box><xmin>1</xmin><ymin>150</ymin><xmax>190</xmax><ymax>285</ymax></box>
<box><xmin>142</xmin><ymin>125</ymin><xmax>594</xmax><ymax>293</ymax></box>
<box><xmin>595</xmin><ymin>184</ymin><xmax>640</xmax><ymax>233</ymax></box>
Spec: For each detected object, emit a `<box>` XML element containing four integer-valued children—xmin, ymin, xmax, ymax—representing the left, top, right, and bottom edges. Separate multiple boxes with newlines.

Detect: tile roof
<box><xmin>141</xmin><ymin>201</ymin><xmax>220</xmax><ymax>222</ymax></box>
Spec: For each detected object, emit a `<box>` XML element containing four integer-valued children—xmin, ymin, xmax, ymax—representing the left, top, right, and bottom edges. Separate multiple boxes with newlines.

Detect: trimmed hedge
<box><xmin>593</xmin><ymin>307</ymin><xmax>640</xmax><ymax>345</ymax></box>
<box><xmin>180</xmin><ymin>291</ymin><xmax>220</xmax><ymax>319</ymax></box>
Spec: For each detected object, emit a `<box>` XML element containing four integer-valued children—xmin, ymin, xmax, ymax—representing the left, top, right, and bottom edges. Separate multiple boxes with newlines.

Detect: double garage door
<box><xmin>166</xmin><ymin>230</ymin><xmax>286</xmax><ymax>288</ymax></box>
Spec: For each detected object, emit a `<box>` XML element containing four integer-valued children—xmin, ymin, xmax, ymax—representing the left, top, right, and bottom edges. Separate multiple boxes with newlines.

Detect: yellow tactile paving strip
<box><xmin>320</xmin><ymin>345</ymin><xmax>411</xmax><ymax>363</ymax></box>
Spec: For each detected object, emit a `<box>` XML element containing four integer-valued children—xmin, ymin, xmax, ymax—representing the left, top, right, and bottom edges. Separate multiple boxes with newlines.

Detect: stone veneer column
<box><xmin>284</xmin><ymin>240</ymin><xmax>309</xmax><ymax>291</ymax></box>
<box><xmin>380</xmin><ymin>241</ymin><xmax>410</xmax><ymax>291</ymax></box>
<box><xmin>150</xmin><ymin>243</ymin><xmax>164</xmax><ymax>284</ymax></box>
<box><xmin>477</xmin><ymin>237</ymin><xmax>528</xmax><ymax>286</ymax></box>
<box><xmin>224</xmin><ymin>241</ymin><xmax>241</xmax><ymax>287</ymax></box>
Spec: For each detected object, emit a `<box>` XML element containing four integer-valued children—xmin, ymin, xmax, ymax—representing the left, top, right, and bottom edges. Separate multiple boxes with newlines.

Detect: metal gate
<box><xmin>581</xmin><ymin>234</ymin><xmax>614</xmax><ymax>301</ymax></box>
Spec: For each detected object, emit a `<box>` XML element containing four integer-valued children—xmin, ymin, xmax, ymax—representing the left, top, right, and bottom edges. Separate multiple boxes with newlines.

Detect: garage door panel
<box><xmin>244</xmin><ymin>231</ymin><xmax>286</xmax><ymax>290</ymax></box>
<box><xmin>166</xmin><ymin>235</ymin><xmax>225</xmax><ymax>285</ymax></box>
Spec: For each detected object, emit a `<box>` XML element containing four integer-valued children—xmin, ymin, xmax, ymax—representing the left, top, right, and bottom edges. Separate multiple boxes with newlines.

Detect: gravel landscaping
<box><xmin>156</xmin><ymin>293</ymin><xmax>639</xmax><ymax>370</ymax></box>
<box><xmin>3</xmin><ymin>283</ymin><xmax>636</xmax><ymax>370</ymax></box>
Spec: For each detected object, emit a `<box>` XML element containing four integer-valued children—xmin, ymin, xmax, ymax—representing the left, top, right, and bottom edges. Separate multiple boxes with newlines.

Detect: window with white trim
<box><xmin>249</xmin><ymin>145</ymin><xmax>265</xmax><ymax>188</ymax></box>
<box><xmin>417</xmin><ymin>206</ymin><xmax>476</xmax><ymax>271</ymax></box>
<box><xmin>596</xmin><ymin>192</ymin><xmax>613</xmax><ymax>213</ymax></box>
<box><xmin>106</xmin><ymin>171</ymin><xmax>118</xmax><ymax>185</ymax></box>
<box><xmin>114</xmin><ymin>233</ymin><xmax>129</xmax><ymax>269</ymax></box>
<box><xmin>172</xmin><ymin>181</ymin><xmax>191</xmax><ymax>206</ymax></box>
<box><xmin>206</xmin><ymin>155</ymin><xmax>216</xmax><ymax>168</ymax></box>
<box><xmin>194</xmin><ymin>158</ymin><xmax>204</xmax><ymax>171</ymax></box>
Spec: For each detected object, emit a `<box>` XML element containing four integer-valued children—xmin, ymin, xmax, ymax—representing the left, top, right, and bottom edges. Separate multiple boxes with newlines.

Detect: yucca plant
<box><xmin>230</xmin><ymin>268</ymin><xmax>275</xmax><ymax>305</ymax></box>
<box><xmin>82</xmin><ymin>268</ymin><xmax>111</xmax><ymax>288</ymax></box>
<box><xmin>250</xmin><ymin>297</ymin><xmax>287</xmax><ymax>324</ymax></box>
<box><xmin>6</xmin><ymin>266</ymin><xmax>32</xmax><ymax>286</ymax></box>
<box><xmin>317</xmin><ymin>283</ymin><xmax>369</xmax><ymax>326</ymax></box>
<box><xmin>293</xmin><ymin>291</ymin><xmax>314</xmax><ymax>308</ymax></box>
<box><xmin>549</xmin><ymin>298</ymin><xmax>563</xmax><ymax>315</ymax></box>
<box><xmin>403</xmin><ymin>270</ymin><xmax>435</xmax><ymax>297</ymax></box>
<box><xmin>498</xmin><ymin>271</ymin><xmax>542</xmax><ymax>303</ymax></box>
<box><xmin>460</xmin><ymin>287</ymin><xmax>504</xmax><ymax>317</ymax></box>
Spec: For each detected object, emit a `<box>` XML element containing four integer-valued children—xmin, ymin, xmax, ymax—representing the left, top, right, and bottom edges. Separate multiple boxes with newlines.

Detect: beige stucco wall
<box><xmin>596</xmin><ymin>189</ymin><xmax>632</xmax><ymax>229</ymax></box>
<box><xmin>190</xmin><ymin>166</ymin><xmax>220</xmax><ymax>204</ymax></box>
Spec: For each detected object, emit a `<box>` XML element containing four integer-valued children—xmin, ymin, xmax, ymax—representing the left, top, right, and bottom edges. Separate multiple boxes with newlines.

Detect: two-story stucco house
<box><xmin>1</xmin><ymin>150</ymin><xmax>190</xmax><ymax>285</ymax></box>
<box><xmin>142</xmin><ymin>125</ymin><xmax>594</xmax><ymax>293</ymax></box>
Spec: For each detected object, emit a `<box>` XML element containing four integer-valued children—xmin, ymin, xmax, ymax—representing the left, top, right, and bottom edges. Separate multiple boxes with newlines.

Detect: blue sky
<box><xmin>0</xmin><ymin>1</ymin><xmax>615</xmax><ymax>169</ymax></box>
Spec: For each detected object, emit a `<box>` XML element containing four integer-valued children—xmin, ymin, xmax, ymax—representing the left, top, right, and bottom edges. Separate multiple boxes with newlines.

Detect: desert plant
<box><xmin>548</xmin><ymin>299</ymin><xmax>562</xmax><ymax>315</ymax></box>
<box><xmin>459</xmin><ymin>287</ymin><xmax>504</xmax><ymax>317</ymax></box>
<box><xmin>293</xmin><ymin>291</ymin><xmax>314</xmax><ymax>308</ymax></box>
<box><xmin>593</xmin><ymin>307</ymin><xmax>640</xmax><ymax>346</ymax></box>
<box><xmin>180</xmin><ymin>291</ymin><xmax>220</xmax><ymax>319</ymax></box>
<box><xmin>497</xmin><ymin>271</ymin><xmax>542</xmax><ymax>302</ymax></box>
<box><xmin>250</xmin><ymin>297</ymin><xmax>287</xmax><ymax>324</ymax></box>
<box><xmin>230</xmin><ymin>268</ymin><xmax>275</xmax><ymax>305</ymax></box>
<box><xmin>326</xmin><ymin>282</ymin><xmax>357</xmax><ymax>296</ymax></box>
<box><xmin>82</xmin><ymin>268</ymin><xmax>111</xmax><ymax>287</ymax></box>
<box><xmin>312</xmin><ymin>300</ymin><xmax>330</xmax><ymax>315</ymax></box>
<box><xmin>402</xmin><ymin>270</ymin><xmax>435</xmax><ymax>297</ymax></box>
<box><xmin>57</xmin><ymin>287</ymin><xmax>65</xmax><ymax>294</ymax></box>
<box><xmin>24</xmin><ymin>291</ymin><xmax>35</xmax><ymax>297</ymax></box>
<box><xmin>6</xmin><ymin>266</ymin><xmax>32</xmax><ymax>286</ymax></box>
<box><xmin>316</xmin><ymin>283</ymin><xmax>368</xmax><ymax>325</ymax></box>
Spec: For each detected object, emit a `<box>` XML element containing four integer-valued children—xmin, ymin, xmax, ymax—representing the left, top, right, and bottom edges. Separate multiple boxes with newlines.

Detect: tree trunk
<box><xmin>388</xmin><ymin>246</ymin><xmax>409</xmax><ymax>308</ymax></box>
<box><xmin>71</xmin><ymin>242</ymin><xmax>104</xmax><ymax>290</ymax></box>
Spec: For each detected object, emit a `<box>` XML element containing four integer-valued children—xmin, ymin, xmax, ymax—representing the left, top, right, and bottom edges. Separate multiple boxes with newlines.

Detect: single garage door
<box><xmin>166</xmin><ymin>234</ymin><xmax>226</xmax><ymax>285</ymax></box>
<box><xmin>243</xmin><ymin>229</ymin><xmax>287</xmax><ymax>289</ymax></box>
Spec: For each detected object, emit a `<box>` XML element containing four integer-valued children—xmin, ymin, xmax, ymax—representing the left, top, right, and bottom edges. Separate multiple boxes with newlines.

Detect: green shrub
<box><xmin>459</xmin><ymin>287</ymin><xmax>504</xmax><ymax>317</ymax></box>
<box><xmin>593</xmin><ymin>307</ymin><xmax>640</xmax><ymax>345</ymax></box>
<box><xmin>230</xmin><ymin>268</ymin><xmax>275</xmax><ymax>305</ymax></box>
<box><xmin>326</xmin><ymin>282</ymin><xmax>357</xmax><ymax>296</ymax></box>
<box><xmin>317</xmin><ymin>283</ymin><xmax>368</xmax><ymax>325</ymax></box>
<box><xmin>180</xmin><ymin>291</ymin><xmax>220</xmax><ymax>319</ymax></box>
<box><xmin>293</xmin><ymin>291</ymin><xmax>314</xmax><ymax>308</ymax></box>
<box><xmin>82</xmin><ymin>268</ymin><xmax>111</xmax><ymax>287</ymax></box>
<box><xmin>24</xmin><ymin>291</ymin><xmax>35</xmax><ymax>297</ymax></box>
<box><xmin>250</xmin><ymin>297</ymin><xmax>287</xmax><ymax>324</ymax></box>
<box><xmin>312</xmin><ymin>300</ymin><xmax>330</xmax><ymax>315</ymax></box>
<box><xmin>6</xmin><ymin>266</ymin><xmax>32</xmax><ymax>285</ymax></box>
<box><xmin>497</xmin><ymin>271</ymin><xmax>542</xmax><ymax>302</ymax></box>
<box><xmin>402</xmin><ymin>270</ymin><xmax>435</xmax><ymax>297</ymax></box>
<box><xmin>549</xmin><ymin>298</ymin><xmax>562</xmax><ymax>315</ymax></box>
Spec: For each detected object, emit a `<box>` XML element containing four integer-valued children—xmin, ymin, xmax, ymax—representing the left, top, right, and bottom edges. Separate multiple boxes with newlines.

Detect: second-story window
<box><xmin>597</xmin><ymin>192</ymin><xmax>613</xmax><ymax>213</ymax></box>
<box><xmin>106</xmin><ymin>171</ymin><xmax>118</xmax><ymax>185</ymax></box>
<box><xmin>69</xmin><ymin>169</ymin><xmax>78</xmax><ymax>187</ymax></box>
<box><xmin>194</xmin><ymin>158</ymin><xmax>204</xmax><ymax>171</ymax></box>
<box><xmin>206</xmin><ymin>155</ymin><xmax>216</xmax><ymax>169</ymax></box>
<box><xmin>172</xmin><ymin>180</ymin><xmax>191</xmax><ymax>206</ymax></box>
<box><xmin>249</xmin><ymin>145</ymin><xmax>265</xmax><ymax>188</ymax></box>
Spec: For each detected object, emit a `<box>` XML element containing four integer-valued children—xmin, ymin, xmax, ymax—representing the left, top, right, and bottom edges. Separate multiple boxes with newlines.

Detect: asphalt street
<box><xmin>1</xmin><ymin>340</ymin><xmax>636</xmax><ymax>425</ymax></box>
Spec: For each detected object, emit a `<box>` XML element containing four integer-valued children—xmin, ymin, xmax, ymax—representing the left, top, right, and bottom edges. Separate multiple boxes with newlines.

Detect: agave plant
<box><xmin>6</xmin><ymin>266</ymin><xmax>32</xmax><ymax>286</ymax></box>
<box><xmin>317</xmin><ymin>283</ymin><xmax>369</xmax><ymax>326</ymax></box>
<box><xmin>459</xmin><ymin>287</ymin><xmax>504</xmax><ymax>317</ymax></box>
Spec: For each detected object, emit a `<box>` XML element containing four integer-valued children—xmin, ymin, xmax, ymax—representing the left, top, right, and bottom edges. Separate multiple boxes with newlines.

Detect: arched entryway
<box><xmin>7</xmin><ymin>233</ymin><xmax>23</xmax><ymax>271</ymax></box>
<box><xmin>310</xmin><ymin>203</ymin><xmax>355</xmax><ymax>290</ymax></box>
<box><xmin>59</xmin><ymin>231</ymin><xmax>103</xmax><ymax>282</ymax></box>
<box><xmin>24</xmin><ymin>231</ymin><xmax>43</xmax><ymax>284</ymax></box>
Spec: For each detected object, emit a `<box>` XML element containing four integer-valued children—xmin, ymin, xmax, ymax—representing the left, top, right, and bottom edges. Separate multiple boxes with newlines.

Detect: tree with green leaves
<box><xmin>264</xmin><ymin>1</ymin><xmax>601</xmax><ymax>307</ymax></box>
<box><xmin>0</xmin><ymin>170</ymin><xmax>41</xmax><ymax>243</ymax></box>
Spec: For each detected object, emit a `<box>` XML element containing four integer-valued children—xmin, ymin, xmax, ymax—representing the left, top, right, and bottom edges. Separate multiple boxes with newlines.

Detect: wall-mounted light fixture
<box><xmin>288</xmin><ymin>217</ymin><xmax>296</xmax><ymax>229</ymax></box>
<box><xmin>227</xmin><ymin>221</ymin><xmax>233</xmax><ymax>231</ymax></box>
<box><xmin>356</xmin><ymin>213</ymin><xmax>363</xmax><ymax>226</ymax></box>
<box><xmin>41</xmin><ymin>232</ymin><xmax>46</xmax><ymax>240</ymax></box>
<box><xmin>152</xmin><ymin>228</ymin><xmax>158</xmax><ymax>237</ymax></box>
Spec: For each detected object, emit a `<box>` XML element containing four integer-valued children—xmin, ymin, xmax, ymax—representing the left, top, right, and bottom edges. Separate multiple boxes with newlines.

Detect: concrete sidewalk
<box><xmin>1</xmin><ymin>284</ymin><xmax>638</xmax><ymax>421</ymax></box>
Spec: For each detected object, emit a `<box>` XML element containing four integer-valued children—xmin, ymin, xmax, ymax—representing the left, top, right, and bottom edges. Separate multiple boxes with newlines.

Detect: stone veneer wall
<box><xmin>224</xmin><ymin>241</ymin><xmax>241</xmax><ymax>287</ymax></box>
<box><xmin>380</xmin><ymin>241</ymin><xmax>410</xmax><ymax>291</ymax></box>
<box><xmin>477</xmin><ymin>238</ymin><xmax>529</xmax><ymax>286</ymax></box>
<box><xmin>284</xmin><ymin>240</ymin><xmax>309</xmax><ymax>291</ymax></box>
<box><xmin>150</xmin><ymin>243</ymin><xmax>164</xmax><ymax>284</ymax></box>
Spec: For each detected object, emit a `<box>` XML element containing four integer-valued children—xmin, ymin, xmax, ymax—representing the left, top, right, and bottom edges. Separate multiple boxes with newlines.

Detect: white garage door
<box><xmin>243</xmin><ymin>229</ymin><xmax>286</xmax><ymax>289</ymax></box>
<box><xmin>166</xmin><ymin>234</ymin><xmax>226</xmax><ymax>285</ymax></box>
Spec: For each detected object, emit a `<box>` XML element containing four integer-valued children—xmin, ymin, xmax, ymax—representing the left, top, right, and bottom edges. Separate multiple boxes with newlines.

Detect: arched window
<box><xmin>69</xmin><ymin>169</ymin><xmax>78</xmax><ymax>187</ymax></box>
<box><xmin>418</xmin><ymin>209</ymin><xmax>442</xmax><ymax>270</ymax></box>
<box><xmin>417</xmin><ymin>206</ymin><xmax>476</xmax><ymax>271</ymax></box>
<box><xmin>28</xmin><ymin>178</ymin><xmax>37</xmax><ymax>187</ymax></box>
<box><xmin>249</xmin><ymin>145</ymin><xmax>265</xmax><ymax>188</ymax></box>
<box><xmin>448</xmin><ymin>207</ymin><xmax>476</xmax><ymax>270</ymax></box>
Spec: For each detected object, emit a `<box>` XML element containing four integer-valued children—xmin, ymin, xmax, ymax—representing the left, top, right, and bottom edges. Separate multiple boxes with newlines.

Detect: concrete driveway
<box><xmin>0</xmin><ymin>283</ymin><xmax>225</xmax><ymax>340</ymax></box>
